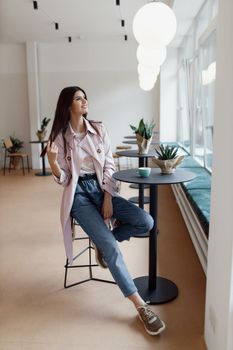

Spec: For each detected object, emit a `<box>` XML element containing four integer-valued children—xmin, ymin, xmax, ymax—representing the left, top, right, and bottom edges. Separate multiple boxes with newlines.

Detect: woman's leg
<box><xmin>112</xmin><ymin>196</ymin><xmax>154</xmax><ymax>242</ymax></box>
<box><xmin>70</xmin><ymin>181</ymin><xmax>137</xmax><ymax>298</ymax></box>
<box><xmin>128</xmin><ymin>291</ymin><xmax>166</xmax><ymax>335</ymax></box>
<box><xmin>71</xmin><ymin>181</ymin><xmax>165</xmax><ymax>335</ymax></box>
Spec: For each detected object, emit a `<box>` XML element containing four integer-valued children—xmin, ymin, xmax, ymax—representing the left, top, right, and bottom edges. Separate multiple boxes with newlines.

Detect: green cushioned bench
<box><xmin>185</xmin><ymin>189</ymin><xmax>211</xmax><ymax>237</ymax></box>
<box><xmin>178</xmin><ymin>155</ymin><xmax>212</xmax><ymax>238</ymax></box>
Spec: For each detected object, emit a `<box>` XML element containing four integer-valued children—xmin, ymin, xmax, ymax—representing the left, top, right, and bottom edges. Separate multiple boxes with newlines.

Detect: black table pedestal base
<box><xmin>129</xmin><ymin>196</ymin><xmax>150</xmax><ymax>204</ymax></box>
<box><xmin>133</xmin><ymin>276</ymin><xmax>178</xmax><ymax>304</ymax></box>
<box><xmin>133</xmin><ymin>231</ymin><xmax>149</xmax><ymax>238</ymax></box>
<box><xmin>35</xmin><ymin>171</ymin><xmax>52</xmax><ymax>176</ymax></box>
<box><xmin>129</xmin><ymin>184</ymin><xmax>149</xmax><ymax>189</ymax></box>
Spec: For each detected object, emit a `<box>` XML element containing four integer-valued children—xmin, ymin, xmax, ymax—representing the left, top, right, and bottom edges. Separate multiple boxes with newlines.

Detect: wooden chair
<box><xmin>3</xmin><ymin>138</ymin><xmax>30</xmax><ymax>176</ymax></box>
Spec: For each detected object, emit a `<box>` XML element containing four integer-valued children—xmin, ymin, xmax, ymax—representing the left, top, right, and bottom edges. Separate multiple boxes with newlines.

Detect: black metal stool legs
<box><xmin>64</xmin><ymin>237</ymin><xmax>116</xmax><ymax>289</ymax></box>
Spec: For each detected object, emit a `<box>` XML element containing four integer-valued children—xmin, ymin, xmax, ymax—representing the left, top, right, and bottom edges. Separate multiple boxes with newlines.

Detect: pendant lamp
<box><xmin>139</xmin><ymin>78</ymin><xmax>156</xmax><ymax>91</ymax></box>
<box><xmin>133</xmin><ymin>2</ymin><xmax>177</xmax><ymax>48</ymax></box>
<box><xmin>137</xmin><ymin>45</ymin><xmax>167</xmax><ymax>67</ymax></box>
<box><xmin>137</xmin><ymin>63</ymin><xmax>160</xmax><ymax>78</ymax></box>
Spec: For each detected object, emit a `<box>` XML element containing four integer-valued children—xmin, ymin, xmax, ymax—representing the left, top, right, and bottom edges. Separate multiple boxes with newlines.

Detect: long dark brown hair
<box><xmin>41</xmin><ymin>86</ymin><xmax>99</xmax><ymax>157</ymax></box>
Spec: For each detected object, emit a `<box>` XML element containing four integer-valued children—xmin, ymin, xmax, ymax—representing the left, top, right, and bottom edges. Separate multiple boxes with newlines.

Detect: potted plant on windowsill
<box><xmin>153</xmin><ymin>144</ymin><xmax>184</xmax><ymax>174</ymax></box>
<box><xmin>130</xmin><ymin>118</ymin><xmax>155</xmax><ymax>154</ymax></box>
<box><xmin>36</xmin><ymin>117</ymin><xmax>51</xmax><ymax>141</ymax></box>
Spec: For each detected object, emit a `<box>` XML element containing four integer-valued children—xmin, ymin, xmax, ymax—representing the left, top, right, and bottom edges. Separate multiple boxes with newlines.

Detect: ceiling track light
<box><xmin>124</xmin><ymin>35</ymin><xmax>127</xmax><ymax>41</ymax></box>
<box><xmin>33</xmin><ymin>1</ymin><xmax>38</xmax><ymax>10</ymax></box>
<box><xmin>68</xmin><ymin>36</ymin><xmax>72</xmax><ymax>43</ymax></box>
<box><xmin>121</xmin><ymin>19</ymin><xmax>125</xmax><ymax>27</ymax></box>
<box><xmin>116</xmin><ymin>0</ymin><xmax>120</xmax><ymax>5</ymax></box>
<box><xmin>55</xmin><ymin>22</ymin><xmax>59</xmax><ymax>30</ymax></box>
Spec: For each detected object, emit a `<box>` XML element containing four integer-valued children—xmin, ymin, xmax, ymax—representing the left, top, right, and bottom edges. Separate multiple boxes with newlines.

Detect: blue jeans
<box><xmin>70</xmin><ymin>176</ymin><xmax>154</xmax><ymax>297</ymax></box>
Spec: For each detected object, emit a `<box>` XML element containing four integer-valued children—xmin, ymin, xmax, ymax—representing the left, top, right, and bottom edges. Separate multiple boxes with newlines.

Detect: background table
<box><xmin>30</xmin><ymin>140</ymin><xmax>52</xmax><ymax>176</ymax></box>
<box><xmin>116</xmin><ymin>150</ymin><xmax>156</xmax><ymax>208</ymax></box>
<box><xmin>123</xmin><ymin>140</ymin><xmax>158</xmax><ymax>145</ymax></box>
<box><xmin>113</xmin><ymin>168</ymin><xmax>195</xmax><ymax>304</ymax></box>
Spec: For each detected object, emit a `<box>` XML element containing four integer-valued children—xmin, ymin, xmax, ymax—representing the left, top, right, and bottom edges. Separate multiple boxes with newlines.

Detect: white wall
<box><xmin>38</xmin><ymin>41</ymin><xmax>159</xmax><ymax>154</ymax></box>
<box><xmin>0</xmin><ymin>43</ymin><xmax>31</xmax><ymax>166</ymax></box>
<box><xmin>0</xmin><ymin>40</ymin><xmax>160</xmax><ymax>169</ymax></box>
<box><xmin>204</xmin><ymin>0</ymin><xmax>233</xmax><ymax>349</ymax></box>
<box><xmin>160</xmin><ymin>47</ymin><xmax>178</xmax><ymax>142</ymax></box>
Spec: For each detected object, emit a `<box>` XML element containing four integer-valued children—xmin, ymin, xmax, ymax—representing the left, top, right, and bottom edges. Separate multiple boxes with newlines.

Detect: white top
<box><xmin>72</xmin><ymin>127</ymin><xmax>96</xmax><ymax>176</ymax></box>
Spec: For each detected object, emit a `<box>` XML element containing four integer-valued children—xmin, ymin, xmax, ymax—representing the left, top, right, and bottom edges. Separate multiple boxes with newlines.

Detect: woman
<box><xmin>46</xmin><ymin>86</ymin><xmax>165</xmax><ymax>336</ymax></box>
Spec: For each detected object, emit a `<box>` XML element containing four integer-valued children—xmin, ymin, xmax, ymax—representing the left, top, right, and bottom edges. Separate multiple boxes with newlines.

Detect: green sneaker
<box><xmin>137</xmin><ymin>305</ymin><xmax>166</xmax><ymax>335</ymax></box>
<box><xmin>91</xmin><ymin>242</ymin><xmax>108</xmax><ymax>269</ymax></box>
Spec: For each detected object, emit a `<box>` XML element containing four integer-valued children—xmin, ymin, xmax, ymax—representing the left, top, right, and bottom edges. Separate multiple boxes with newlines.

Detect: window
<box><xmin>176</xmin><ymin>0</ymin><xmax>217</xmax><ymax>172</ymax></box>
<box><xmin>198</xmin><ymin>30</ymin><xmax>216</xmax><ymax>170</ymax></box>
<box><xmin>177</xmin><ymin>62</ymin><xmax>190</xmax><ymax>152</ymax></box>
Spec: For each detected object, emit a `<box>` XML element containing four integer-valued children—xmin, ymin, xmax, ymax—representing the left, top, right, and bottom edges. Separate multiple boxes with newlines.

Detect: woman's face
<box><xmin>70</xmin><ymin>90</ymin><xmax>88</xmax><ymax>116</ymax></box>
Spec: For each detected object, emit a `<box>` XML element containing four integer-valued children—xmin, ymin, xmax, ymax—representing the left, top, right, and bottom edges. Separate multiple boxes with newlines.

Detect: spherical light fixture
<box><xmin>137</xmin><ymin>63</ymin><xmax>160</xmax><ymax>78</ymax></box>
<box><xmin>133</xmin><ymin>2</ymin><xmax>177</xmax><ymax>48</ymax></box>
<box><xmin>139</xmin><ymin>74</ymin><xmax>158</xmax><ymax>86</ymax></box>
<box><xmin>139</xmin><ymin>78</ymin><xmax>156</xmax><ymax>91</ymax></box>
<box><xmin>137</xmin><ymin>45</ymin><xmax>167</xmax><ymax>67</ymax></box>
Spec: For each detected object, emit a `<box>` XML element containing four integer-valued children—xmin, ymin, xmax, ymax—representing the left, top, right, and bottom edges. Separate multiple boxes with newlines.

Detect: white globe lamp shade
<box><xmin>137</xmin><ymin>63</ymin><xmax>160</xmax><ymax>78</ymax></box>
<box><xmin>138</xmin><ymin>73</ymin><xmax>157</xmax><ymax>84</ymax></box>
<box><xmin>133</xmin><ymin>2</ymin><xmax>177</xmax><ymax>48</ymax></box>
<box><xmin>139</xmin><ymin>78</ymin><xmax>156</xmax><ymax>91</ymax></box>
<box><xmin>137</xmin><ymin>45</ymin><xmax>167</xmax><ymax>67</ymax></box>
<box><xmin>139</xmin><ymin>73</ymin><xmax>157</xmax><ymax>84</ymax></box>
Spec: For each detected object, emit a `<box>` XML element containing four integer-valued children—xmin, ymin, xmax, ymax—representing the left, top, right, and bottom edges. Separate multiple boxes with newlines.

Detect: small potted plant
<box><xmin>130</xmin><ymin>118</ymin><xmax>155</xmax><ymax>154</ymax></box>
<box><xmin>153</xmin><ymin>144</ymin><xmax>184</xmax><ymax>174</ymax></box>
<box><xmin>36</xmin><ymin>117</ymin><xmax>51</xmax><ymax>141</ymax></box>
<box><xmin>7</xmin><ymin>136</ymin><xmax>24</xmax><ymax>169</ymax></box>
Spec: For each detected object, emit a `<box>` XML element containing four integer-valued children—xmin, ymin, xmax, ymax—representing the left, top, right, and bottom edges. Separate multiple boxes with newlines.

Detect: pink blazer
<box><xmin>53</xmin><ymin>119</ymin><xmax>118</xmax><ymax>264</ymax></box>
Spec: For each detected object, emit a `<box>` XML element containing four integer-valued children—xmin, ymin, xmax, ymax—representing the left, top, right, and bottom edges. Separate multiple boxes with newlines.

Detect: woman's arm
<box><xmin>46</xmin><ymin>141</ymin><xmax>61</xmax><ymax>178</ymax></box>
<box><xmin>101</xmin><ymin>124</ymin><xmax>118</xmax><ymax>196</ymax></box>
<box><xmin>47</xmin><ymin>134</ymin><xmax>72</xmax><ymax>186</ymax></box>
<box><xmin>101</xmin><ymin>190</ymin><xmax>113</xmax><ymax>219</ymax></box>
<box><xmin>100</xmin><ymin>124</ymin><xmax>119</xmax><ymax>219</ymax></box>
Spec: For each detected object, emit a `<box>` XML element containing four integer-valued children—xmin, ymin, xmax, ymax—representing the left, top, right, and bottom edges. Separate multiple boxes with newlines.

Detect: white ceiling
<box><xmin>172</xmin><ymin>0</ymin><xmax>205</xmax><ymax>47</ymax></box>
<box><xmin>0</xmin><ymin>0</ymin><xmax>205</xmax><ymax>47</ymax></box>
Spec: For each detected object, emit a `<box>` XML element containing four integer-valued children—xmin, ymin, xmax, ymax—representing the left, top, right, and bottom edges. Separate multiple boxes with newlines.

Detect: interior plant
<box><xmin>8</xmin><ymin>136</ymin><xmax>24</xmax><ymax>153</ymax></box>
<box><xmin>153</xmin><ymin>144</ymin><xmax>184</xmax><ymax>174</ymax></box>
<box><xmin>36</xmin><ymin>117</ymin><xmax>51</xmax><ymax>141</ymax></box>
<box><xmin>130</xmin><ymin>118</ymin><xmax>155</xmax><ymax>154</ymax></box>
<box><xmin>4</xmin><ymin>136</ymin><xmax>24</xmax><ymax>169</ymax></box>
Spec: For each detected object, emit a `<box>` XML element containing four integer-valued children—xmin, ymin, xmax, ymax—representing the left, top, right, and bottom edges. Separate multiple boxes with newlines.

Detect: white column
<box><xmin>26</xmin><ymin>41</ymin><xmax>41</xmax><ymax>169</ymax></box>
<box><xmin>204</xmin><ymin>0</ymin><xmax>233</xmax><ymax>349</ymax></box>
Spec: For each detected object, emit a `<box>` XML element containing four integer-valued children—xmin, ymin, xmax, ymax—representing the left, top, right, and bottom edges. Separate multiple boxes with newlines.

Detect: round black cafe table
<box><xmin>30</xmin><ymin>140</ymin><xmax>52</xmax><ymax>176</ymax></box>
<box><xmin>113</xmin><ymin>168</ymin><xmax>196</xmax><ymax>304</ymax></box>
<box><xmin>124</xmin><ymin>132</ymin><xmax>159</xmax><ymax>139</ymax></box>
<box><xmin>116</xmin><ymin>150</ymin><xmax>156</xmax><ymax>208</ymax></box>
<box><xmin>123</xmin><ymin>140</ymin><xmax>158</xmax><ymax>146</ymax></box>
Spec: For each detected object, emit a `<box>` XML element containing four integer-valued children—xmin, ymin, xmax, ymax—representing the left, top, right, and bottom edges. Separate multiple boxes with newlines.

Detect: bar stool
<box><xmin>115</xmin><ymin>145</ymin><xmax>132</xmax><ymax>169</ymax></box>
<box><xmin>112</xmin><ymin>153</ymin><xmax>121</xmax><ymax>171</ymax></box>
<box><xmin>64</xmin><ymin>219</ymin><xmax>116</xmax><ymax>288</ymax></box>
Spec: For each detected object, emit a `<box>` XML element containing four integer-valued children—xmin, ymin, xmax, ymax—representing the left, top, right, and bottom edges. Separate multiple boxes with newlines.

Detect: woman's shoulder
<box><xmin>88</xmin><ymin>119</ymin><xmax>105</xmax><ymax>132</ymax></box>
<box><xmin>86</xmin><ymin>119</ymin><xmax>107</xmax><ymax>138</ymax></box>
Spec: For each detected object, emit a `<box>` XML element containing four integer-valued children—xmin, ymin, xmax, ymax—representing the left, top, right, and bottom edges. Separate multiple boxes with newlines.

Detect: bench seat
<box><xmin>177</xmin><ymin>156</ymin><xmax>212</xmax><ymax>237</ymax></box>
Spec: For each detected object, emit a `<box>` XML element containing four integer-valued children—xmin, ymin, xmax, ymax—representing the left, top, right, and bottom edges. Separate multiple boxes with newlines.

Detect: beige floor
<box><xmin>0</xmin><ymin>170</ymin><xmax>207</xmax><ymax>350</ymax></box>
